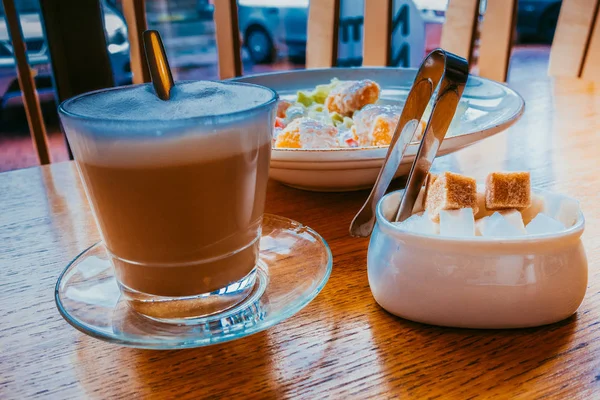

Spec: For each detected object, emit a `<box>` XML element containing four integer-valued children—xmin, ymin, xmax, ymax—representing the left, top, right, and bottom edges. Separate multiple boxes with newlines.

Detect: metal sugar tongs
<box><xmin>349</xmin><ymin>49</ymin><xmax>469</xmax><ymax>237</ymax></box>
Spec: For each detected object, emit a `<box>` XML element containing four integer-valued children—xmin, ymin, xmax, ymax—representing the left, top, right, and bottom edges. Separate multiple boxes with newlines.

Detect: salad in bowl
<box><xmin>273</xmin><ymin>78</ymin><xmax>430</xmax><ymax>150</ymax></box>
<box><xmin>231</xmin><ymin>67</ymin><xmax>524</xmax><ymax>191</ymax></box>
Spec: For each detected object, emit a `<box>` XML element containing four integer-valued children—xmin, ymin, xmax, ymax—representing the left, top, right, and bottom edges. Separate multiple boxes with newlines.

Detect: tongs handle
<box><xmin>349</xmin><ymin>49</ymin><xmax>468</xmax><ymax>237</ymax></box>
<box><xmin>393</xmin><ymin>50</ymin><xmax>469</xmax><ymax>222</ymax></box>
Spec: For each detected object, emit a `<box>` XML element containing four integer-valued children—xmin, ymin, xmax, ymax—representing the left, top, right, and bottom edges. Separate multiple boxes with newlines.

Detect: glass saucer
<box><xmin>55</xmin><ymin>214</ymin><xmax>332</xmax><ymax>350</ymax></box>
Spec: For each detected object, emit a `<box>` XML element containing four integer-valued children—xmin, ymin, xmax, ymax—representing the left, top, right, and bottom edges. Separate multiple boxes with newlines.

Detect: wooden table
<box><xmin>2</xmin><ymin>76</ymin><xmax>600</xmax><ymax>399</ymax></box>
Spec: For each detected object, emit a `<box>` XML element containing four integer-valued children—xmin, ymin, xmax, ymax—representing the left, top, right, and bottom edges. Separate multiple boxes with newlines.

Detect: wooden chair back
<box><xmin>549</xmin><ymin>0</ymin><xmax>600</xmax><ymax>80</ymax></box>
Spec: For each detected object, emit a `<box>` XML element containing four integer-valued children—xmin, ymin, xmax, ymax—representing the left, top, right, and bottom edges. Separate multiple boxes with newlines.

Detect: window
<box><xmin>0</xmin><ymin>0</ymin><xmax>68</xmax><ymax>172</ymax></box>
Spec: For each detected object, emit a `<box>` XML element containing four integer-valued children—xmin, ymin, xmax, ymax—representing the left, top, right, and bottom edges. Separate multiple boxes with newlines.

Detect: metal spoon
<box><xmin>143</xmin><ymin>30</ymin><xmax>174</xmax><ymax>100</ymax></box>
<box><xmin>349</xmin><ymin>49</ymin><xmax>468</xmax><ymax>237</ymax></box>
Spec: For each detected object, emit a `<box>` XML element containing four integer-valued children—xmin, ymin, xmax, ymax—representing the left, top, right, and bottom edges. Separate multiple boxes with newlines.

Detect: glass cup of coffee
<box><xmin>59</xmin><ymin>81</ymin><xmax>278</xmax><ymax>322</ymax></box>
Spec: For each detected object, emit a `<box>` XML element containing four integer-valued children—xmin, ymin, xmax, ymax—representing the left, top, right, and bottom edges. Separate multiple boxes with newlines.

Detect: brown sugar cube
<box><xmin>424</xmin><ymin>172</ymin><xmax>478</xmax><ymax>222</ymax></box>
<box><xmin>485</xmin><ymin>172</ymin><xmax>531</xmax><ymax>210</ymax></box>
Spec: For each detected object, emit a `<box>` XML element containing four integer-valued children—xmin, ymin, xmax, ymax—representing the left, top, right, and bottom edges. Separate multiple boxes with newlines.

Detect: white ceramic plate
<box><xmin>233</xmin><ymin>67</ymin><xmax>525</xmax><ymax>192</ymax></box>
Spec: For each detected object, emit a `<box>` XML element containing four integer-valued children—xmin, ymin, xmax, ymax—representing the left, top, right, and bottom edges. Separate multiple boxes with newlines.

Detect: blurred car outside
<box><xmin>477</xmin><ymin>0</ymin><xmax>561</xmax><ymax>43</ymax></box>
<box><xmin>236</xmin><ymin>0</ymin><xmax>446</xmax><ymax>64</ymax></box>
<box><xmin>237</xmin><ymin>0</ymin><xmax>307</xmax><ymax>64</ymax></box>
<box><xmin>415</xmin><ymin>0</ymin><xmax>562</xmax><ymax>45</ymax></box>
<box><xmin>515</xmin><ymin>0</ymin><xmax>561</xmax><ymax>43</ymax></box>
<box><xmin>236</xmin><ymin>0</ymin><xmax>562</xmax><ymax>65</ymax></box>
<box><xmin>0</xmin><ymin>0</ymin><xmax>131</xmax><ymax>110</ymax></box>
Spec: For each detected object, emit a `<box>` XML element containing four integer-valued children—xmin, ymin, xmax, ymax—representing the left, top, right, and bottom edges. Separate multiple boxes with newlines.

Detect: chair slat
<box><xmin>214</xmin><ymin>0</ymin><xmax>243</xmax><ymax>79</ymax></box>
<box><xmin>549</xmin><ymin>0</ymin><xmax>599</xmax><ymax>78</ymax></box>
<box><xmin>122</xmin><ymin>0</ymin><xmax>151</xmax><ymax>84</ymax></box>
<box><xmin>306</xmin><ymin>0</ymin><xmax>340</xmax><ymax>68</ymax></box>
<box><xmin>2</xmin><ymin>0</ymin><xmax>50</xmax><ymax>165</ymax></box>
<box><xmin>40</xmin><ymin>0</ymin><xmax>115</xmax><ymax>160</ymax></box>
<box><xmin>477</xmin><ymin>0</ymin><xmax>517</xmax><ymax>82</ymax></box>
<box><xmin>362</xmin><ymin>0</ymin><xmax>392</xmax><ymax>67</ymax></box>
<box><xmin>581</xmin><ymin>4</ymin><xmax>600</xmax><ymax>81</ymax></box>
<box><xmin>40</xmin><ymin>0</ymin><xmax>115</xmax><ymax>97</ymax></box>
<box><xmin>440</xmin><ymin>0</ymin><xmax>480</xmax><ymax>64</ymax></box>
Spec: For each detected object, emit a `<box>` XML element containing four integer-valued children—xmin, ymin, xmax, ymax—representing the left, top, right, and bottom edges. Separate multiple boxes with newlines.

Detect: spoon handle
<box><xmin>143</xmin><ymin>30</ymin><xmax>174</xmax><ymax>101</ymax></box>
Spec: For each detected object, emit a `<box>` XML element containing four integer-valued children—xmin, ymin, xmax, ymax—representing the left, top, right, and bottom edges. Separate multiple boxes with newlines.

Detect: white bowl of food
<box><xmin>367</xmin><ymin>172</ymin><xmax>587</xmax><ymax>329</ymax></box>
<box><xmin>234</xmin><ymin>68</ymin><xmax>525</xmax><ymax>192</ymax></box>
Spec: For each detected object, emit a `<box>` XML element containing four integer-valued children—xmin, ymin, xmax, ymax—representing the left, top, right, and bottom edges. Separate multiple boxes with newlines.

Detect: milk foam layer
<box><xmin>60</xmin><ymin>81</ymin><xmax>277</xmax><ymax>167</ymax></box>
<box><xmin>64</xmin><ymin>81</ymin><xmax>275</xmax><ymax>121</ymax></box>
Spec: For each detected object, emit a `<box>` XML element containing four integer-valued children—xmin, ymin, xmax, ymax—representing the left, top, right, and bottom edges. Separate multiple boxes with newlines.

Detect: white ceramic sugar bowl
<box><xmin>368</xmin><ymin>190</ymin><xmax>588</xmax><ymax>329</ymax></box>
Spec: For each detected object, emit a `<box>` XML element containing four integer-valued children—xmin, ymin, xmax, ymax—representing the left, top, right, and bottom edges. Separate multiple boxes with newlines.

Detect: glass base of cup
<box><xmin>55</xmin><ymin>214</ymin><xmax>333</xmax><ymax>349</ymax></box>
<box><xmin>118</xmin><ymin>268</ymin><xmax>257</xmax><ymax>324</ymax></box>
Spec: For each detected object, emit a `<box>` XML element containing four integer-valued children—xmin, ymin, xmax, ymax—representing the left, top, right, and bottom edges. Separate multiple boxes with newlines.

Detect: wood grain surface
<box><xmin>1</xmin><ymin>76</ymin><xmax>600</xmax><ymax>399</ymax></box>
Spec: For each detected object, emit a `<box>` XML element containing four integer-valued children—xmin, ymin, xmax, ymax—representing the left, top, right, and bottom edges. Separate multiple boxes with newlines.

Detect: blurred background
<box><xmin>0</xmin><ymin>0</ymin><xmax>561</xmax><ymax>172</ymax></box>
